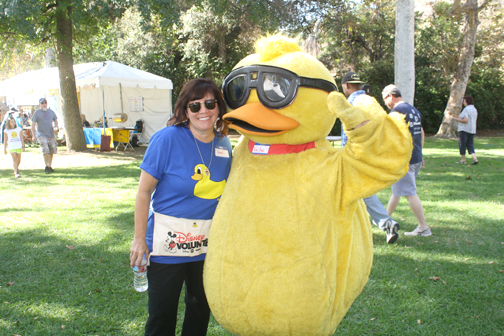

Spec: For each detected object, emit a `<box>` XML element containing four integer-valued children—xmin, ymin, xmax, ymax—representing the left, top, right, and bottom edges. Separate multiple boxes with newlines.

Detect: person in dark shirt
<box><xmin>381</xmin><ymin>85</ymin><xmax>431</xmax><ymax>237</ymax></box>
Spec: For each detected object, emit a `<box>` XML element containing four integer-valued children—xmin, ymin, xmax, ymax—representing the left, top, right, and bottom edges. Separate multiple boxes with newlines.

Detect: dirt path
<box><xmin>2</xmin><ymin>133</ymin><xmax>243</xmax><ymax>173</ymax></box>
<box><xmin>0</xmin><ymin>146</ymin><xmax>147</xmax><ymax>172</ymax></box>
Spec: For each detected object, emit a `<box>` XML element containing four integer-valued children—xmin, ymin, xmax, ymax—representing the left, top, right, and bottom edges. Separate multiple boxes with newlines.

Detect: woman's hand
<box><xmin>130</xmin><ymin>238</ymin><xmax>149</xmax><ymax>268</ymax></box>
<box><xmin>130</xmin><ymin>170</ymin><xmax>158</xmax><ymax>268</ymax></box>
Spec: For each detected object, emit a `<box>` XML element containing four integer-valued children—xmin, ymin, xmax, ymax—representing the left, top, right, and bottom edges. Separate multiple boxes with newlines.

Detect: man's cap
<box><xmin>39</xmin><ymin>98</ymin><xmax>47</xmax><ymax>103</ymax></box>
<box><xmin>9</xmin><ymin>107</ymin><xmax>18</xmax><ymax>112</ymax></box>
<box><xmin>341</xmin><ymin>71</ymin><xmax>365</xmax><ymax>85</ymax></box>
<box><xmin>382</xmin><ymin>84</ymin><xmax>402</xmax><ymax>99</ymax></box>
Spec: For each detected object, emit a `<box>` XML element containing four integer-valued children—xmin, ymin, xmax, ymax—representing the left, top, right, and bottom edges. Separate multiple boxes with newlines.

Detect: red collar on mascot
<box><xmin>248</xmin><ymin>140</ymin><xmax>315</xmax><ymax>155</ymax></box>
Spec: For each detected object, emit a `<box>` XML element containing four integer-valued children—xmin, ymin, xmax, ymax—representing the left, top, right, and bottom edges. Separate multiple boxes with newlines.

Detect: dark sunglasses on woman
<box><xmin>187</xmin><ymin>99</ymin><xmax>217</xmax><ymax>113</ymax></box>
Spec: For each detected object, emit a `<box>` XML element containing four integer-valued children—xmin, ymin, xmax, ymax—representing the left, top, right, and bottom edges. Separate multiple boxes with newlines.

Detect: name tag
<box><xmin>215</xmin><ymin>146</ymin><xmax>230</xmax><ymax>157</ymax></box>
<box><xmin>252</xmin><ymin>144</ymin><xmax>270</xmax><ymax>155</ymax></box>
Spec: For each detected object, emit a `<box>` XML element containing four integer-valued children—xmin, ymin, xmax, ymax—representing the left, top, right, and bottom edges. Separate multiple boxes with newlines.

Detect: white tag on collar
<box><xmin>215</xmin><ymin>146</ymin><xmax>229</xmax><ymax>158</ymax></box>
<box><xmin>252</xmin><ymin>143</ymin><xmax>270</xmax><ymax>155</ymax></box>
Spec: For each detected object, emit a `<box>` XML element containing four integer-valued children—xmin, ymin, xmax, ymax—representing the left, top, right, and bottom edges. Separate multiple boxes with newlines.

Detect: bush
<box><xmin>466</xmin><ymin>68</ymin><xmax>504</xmax><ymax>130</ymax></box>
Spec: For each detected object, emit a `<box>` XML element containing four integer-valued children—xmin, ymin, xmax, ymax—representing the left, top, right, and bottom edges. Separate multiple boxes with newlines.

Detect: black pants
<box><xmin>145</xmin><ymin>261</ymin><xmax>210</xmax><ymax>336</ymax></box>
<box><xmin>459</xmin><ymin>131</ymin><xmax>475</xmax><ymax>155</ymax></box>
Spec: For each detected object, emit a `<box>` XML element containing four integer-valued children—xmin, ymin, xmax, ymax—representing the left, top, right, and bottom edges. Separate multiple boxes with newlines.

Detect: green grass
<box><xmin>1</xmin><ymin>137</ymin><xmax>503</xmax><ymax>335</ymax></box>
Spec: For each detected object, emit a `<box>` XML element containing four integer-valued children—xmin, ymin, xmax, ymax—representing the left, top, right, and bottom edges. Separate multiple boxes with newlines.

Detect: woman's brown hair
<box><xmin>168</xmin><ymin>78</ymin><xmax>228</xmax><ymax>136</ymax></box>
<box><xmin>463</xmin><ymin>96</ymin><xmax>474</xmax><ymax>105</ymax></box>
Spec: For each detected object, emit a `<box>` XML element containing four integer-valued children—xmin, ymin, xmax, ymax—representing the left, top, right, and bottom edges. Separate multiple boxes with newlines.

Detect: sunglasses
<box><xmin>222</xmin><ymin>65</ymin><xmax>337</xmax><ymax>110</ymax></box>
<box><xmin>187</xmin><ymin>99</ymin><xmax>217</xmax><ymax>113</ymax></box>
<box><xmin>40</xmin><ymin>101</ymin><xmax>47</xmax><ymax>104</ymax></box>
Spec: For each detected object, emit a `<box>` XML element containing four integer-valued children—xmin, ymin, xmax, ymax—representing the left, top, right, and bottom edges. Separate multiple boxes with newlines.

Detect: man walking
<box><xmin>340</xmin><ymin>72</ymin><xmax>400</xmax><ymax>243</ymax></box>
<box><xmin>381</xmin><ymin>84</ymin><xmax>431</xmax><ymax>236</ymax></box>
<box><xmin>31</xmin><ymin>98</ymin><xmax>58</xmax><ymax>173</ymax></box>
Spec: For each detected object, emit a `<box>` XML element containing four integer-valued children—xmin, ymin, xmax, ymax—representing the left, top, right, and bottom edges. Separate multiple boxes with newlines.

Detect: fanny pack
<box><xmin>151</xmin><ymin>211</ymin><xmax>212</xmax><ymax>258</ymax></box>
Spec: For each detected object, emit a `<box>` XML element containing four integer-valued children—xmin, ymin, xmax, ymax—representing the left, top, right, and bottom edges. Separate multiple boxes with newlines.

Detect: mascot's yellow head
<box><xmin>222</xmin><ymin>35</ymin><xmax>338</xmax><ymax>145</ymax></box>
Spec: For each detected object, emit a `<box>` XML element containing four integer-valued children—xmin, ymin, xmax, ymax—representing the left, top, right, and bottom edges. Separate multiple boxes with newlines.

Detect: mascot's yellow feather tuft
<box><xmin>204</xmin><ymin>35</ymin><xmax>413</xmax><ymax>336</ymax></box>
<box><xmin>256</xmin><ymin>35</ymin><xmax>301</xmax><ymax>62</ymax></box>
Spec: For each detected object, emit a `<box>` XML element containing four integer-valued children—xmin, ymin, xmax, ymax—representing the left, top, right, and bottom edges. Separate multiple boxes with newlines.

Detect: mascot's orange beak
<box><xmin>223</xmin><ymin>102</ymin><xmax>299</xmax><ymax>136</ymax></box>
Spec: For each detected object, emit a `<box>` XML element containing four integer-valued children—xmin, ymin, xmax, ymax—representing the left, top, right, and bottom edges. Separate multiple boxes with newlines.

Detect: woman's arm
<box><xmin>454</xmin><ymin>116</ymin><xmax>468</xmax><ymax>123</ymax></box>
<box><xmin>130</xmin><ymin>170</ymin><xmax>159</xmax><ymax>268</ymax></box>
<box><xmin>421</xmin><ymin>127</ymin><xmax>425</xmax><ymax>148</ymax></box>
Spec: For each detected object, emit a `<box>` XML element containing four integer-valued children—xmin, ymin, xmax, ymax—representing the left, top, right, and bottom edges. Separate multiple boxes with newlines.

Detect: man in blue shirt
<box><xmin>341</xmin><ymin>72</ymin><xmax>400</xmax><ymax>243</ymax></box>
<box><xmin>381</xmin><ymin>84</ymin><xmax>431</xmax><ymax>237</ymax></box>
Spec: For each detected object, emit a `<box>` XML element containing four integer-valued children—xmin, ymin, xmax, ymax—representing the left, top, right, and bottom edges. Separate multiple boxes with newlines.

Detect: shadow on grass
<box><xmin>1</xmin><ymin>221</ymin><xmax>502</xmax><ymax>335</ymax></box>
<box><xmin>0</xmin><ymin>225</ymin><xmax>147</xmax><ymax>335</ymax></box>
<box><xmin>0</xmin><ymin>163</ymin><xmax>141</xmax><ymax>182</ymax></box>
<box><xmin>336</xmin><ymin>230</ymin><xmax>504</xmax><ymax>335</ymax></box>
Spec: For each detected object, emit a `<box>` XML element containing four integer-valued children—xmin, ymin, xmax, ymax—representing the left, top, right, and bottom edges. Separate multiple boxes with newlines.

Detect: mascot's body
<box><xmin>203</xmin><ymin>35</ymin><xmax>412</xmax><ymax>336</ymax></box>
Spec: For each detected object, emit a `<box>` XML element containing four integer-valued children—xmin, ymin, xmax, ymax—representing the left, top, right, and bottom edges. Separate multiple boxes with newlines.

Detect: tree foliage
<box><xmin>318</xmin><ymin>0</ymin><xmax>396</xmax><ymax>75</ymax></box>
<box><xmin>0</xmin><ymin>0</ymin><xmax>133</xmax><ymax>150</ymax></box>
<box><xmin>71</xmin><ymin>0</ymin><xmax>314</xmax><ymax>101</ymax></box>
<box><xmin>1</xmin><ymin>0</ymin><xmax>504</xmax><ymax>136</ymax></box>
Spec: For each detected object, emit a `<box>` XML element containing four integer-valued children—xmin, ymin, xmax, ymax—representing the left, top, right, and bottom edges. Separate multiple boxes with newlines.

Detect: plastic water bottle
<box><xmin>133</xmin><ymin>259</ymin><xmax>148</xmax><ymax>292</ymax></box>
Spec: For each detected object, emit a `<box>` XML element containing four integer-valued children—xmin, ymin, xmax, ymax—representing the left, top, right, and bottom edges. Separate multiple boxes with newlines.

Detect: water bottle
<box><xmin>133</xmin><ymin>259</ymin><xmax>148</xmax><ymax>292</ymax></box>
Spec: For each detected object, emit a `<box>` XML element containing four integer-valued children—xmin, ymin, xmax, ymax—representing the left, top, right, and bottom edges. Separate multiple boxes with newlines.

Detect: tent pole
<box><xmin>102</xmin><ymin>86</ymin><xmax>105</xmax><ymax>131</ymax></box>
<box><xmin>119</xmin><ymin>82</ymin><xmax>124</xmax><ymax>114</ymax></box>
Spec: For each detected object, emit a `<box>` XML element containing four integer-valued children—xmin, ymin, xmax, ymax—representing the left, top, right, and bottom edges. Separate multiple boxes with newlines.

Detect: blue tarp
<box><xmin>83</xmin><ymin>128</ymin><xmax>102</xmax><ymax>145</ymax></box>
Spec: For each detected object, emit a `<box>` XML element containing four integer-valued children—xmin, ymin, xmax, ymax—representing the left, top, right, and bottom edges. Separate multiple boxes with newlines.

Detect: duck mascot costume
<box><xmin>203</xmin><ymin>35</ymin><xmax>412</xmax><ymax>336</ymax></box>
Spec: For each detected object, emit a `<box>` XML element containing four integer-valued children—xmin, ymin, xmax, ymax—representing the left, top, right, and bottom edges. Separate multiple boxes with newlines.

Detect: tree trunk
<box><xmin>56</xmin><ymin>2</ymin><xmax>87</xmax><ymax>151</ymax></box>
<box><xmin>395</xmin><ymin>0</ymin><xmax>415</xmax><ymax>104</ymax></box>
<box><xmin>435</xmin><ymin>0</ymin><xmax>481</xmax><ymax>139</ymax></box>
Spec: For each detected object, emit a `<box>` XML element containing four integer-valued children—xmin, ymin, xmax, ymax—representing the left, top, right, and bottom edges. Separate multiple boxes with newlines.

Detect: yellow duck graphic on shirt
<box><xmin>203</xmin><ymin>35</ymin><xmax>413</xmax><ymax>336</ymax></box>
<box><xmin>191</xmin><ymin>164</ymin><xmax>226</xmax><ymax>199</ymax></box>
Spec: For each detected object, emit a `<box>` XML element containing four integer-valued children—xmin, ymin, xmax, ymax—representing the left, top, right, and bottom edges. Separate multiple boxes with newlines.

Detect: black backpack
<box><xmin>135</xmin><ymin>119</ymin><xmax>144</xmax><ymax>133</ymax></box>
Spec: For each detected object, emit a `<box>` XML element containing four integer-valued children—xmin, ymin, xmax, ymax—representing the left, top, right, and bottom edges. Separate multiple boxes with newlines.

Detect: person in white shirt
<box><xmin>454</xmin><ymin>96</ymin><xmax>478</xmax><ymax>165</ymax></box>
<box><xmin>3</xmin><ymin>116</ymin><xmax>25</xmax><ymax>178</ymax></box>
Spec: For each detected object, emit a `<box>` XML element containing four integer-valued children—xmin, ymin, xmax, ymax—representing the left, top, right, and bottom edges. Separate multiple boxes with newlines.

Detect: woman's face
<box><xmin>8</xmin><ymin>118</ymin><xmax>16</xmax><ymax>128</ymax></box>
<box><xmin>186</xmin><ymin>92</ymin><xmax>219</xmax><ymax>137</ymax></box>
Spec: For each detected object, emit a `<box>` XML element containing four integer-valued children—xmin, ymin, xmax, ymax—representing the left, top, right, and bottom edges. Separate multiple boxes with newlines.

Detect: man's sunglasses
<box><xmin>187</xmin><ymin>99</ymin><xmax>217</xmax><ymax>113</ymax></box>
<box><xmin>40</xmin><ymin>101</ymin><xmax>47</xmax><ymax>104</ymax></box>
<box><xmin>222</xmin><ymin>65</ymin><xmax>337</xmax><ymax>110</ymax></box>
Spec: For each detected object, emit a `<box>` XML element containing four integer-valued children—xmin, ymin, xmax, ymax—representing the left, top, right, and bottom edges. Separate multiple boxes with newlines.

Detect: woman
<box><xmin>454</xmin><ymin>96</ymin><xmax>478</xmax><ymax>165</ymax></box>
<box><xmin>81</xmin><ymin>114</ymin><xmax>91</xmax><ymax>127</ymax></box>
<box><xmin>129</xmin><ymin>78</ymin><xmax>232</xmax><ymax>336</ymax></box>
<box><xmin>3</xmin><ymin>115</ymin><xmax>25</xmax><ymax>177</ymax></box>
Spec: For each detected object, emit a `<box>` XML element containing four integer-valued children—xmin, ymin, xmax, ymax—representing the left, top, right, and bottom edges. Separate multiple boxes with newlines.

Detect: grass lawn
<box><xmin>1</xmin><ymin>136</ymin><xmax>503</xmax><ymax>335</ymax></box>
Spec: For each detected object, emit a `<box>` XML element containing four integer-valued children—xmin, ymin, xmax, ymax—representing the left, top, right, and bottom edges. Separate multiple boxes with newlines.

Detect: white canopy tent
<box><xmin>0</xmin><ymin>61</ymin><xmax>173</xmax><ymax>143</ymax></box>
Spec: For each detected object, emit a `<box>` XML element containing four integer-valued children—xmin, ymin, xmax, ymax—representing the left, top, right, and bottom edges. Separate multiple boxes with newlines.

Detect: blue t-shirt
<box><xmin>392</xmin><ymin>102</ymin><xmax>423</xmax><ymax>164</ymax></box>
<box><xmin>140</xmin><ymin>125</ymin><xmax>232</xmax><ymax>264</ymax></box>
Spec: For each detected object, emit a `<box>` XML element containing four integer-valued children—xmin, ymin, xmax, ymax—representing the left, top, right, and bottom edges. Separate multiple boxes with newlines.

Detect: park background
<box><xmin>1</xmin><ymin>0</ymin><xmax>504</xmax><ymax>137</ymax></box>
<box><xmin>1</xmin><ymin>0</ymin><xmax>504</xmax><ymax>335</ymax></box>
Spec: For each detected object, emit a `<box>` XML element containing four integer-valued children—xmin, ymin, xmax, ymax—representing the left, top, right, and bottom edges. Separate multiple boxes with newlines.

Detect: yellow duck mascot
<box><xmin>203</xmin><ymin>35</ymin><xmax>412</xmax><ymax>336</ymax></box>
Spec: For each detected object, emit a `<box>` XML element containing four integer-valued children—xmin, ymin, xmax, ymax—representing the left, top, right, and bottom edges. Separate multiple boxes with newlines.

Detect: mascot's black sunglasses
<box><xmin>222</xmin><ymin>65</ymin><xmax>337</xmax><ymax>110</ymax></box>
